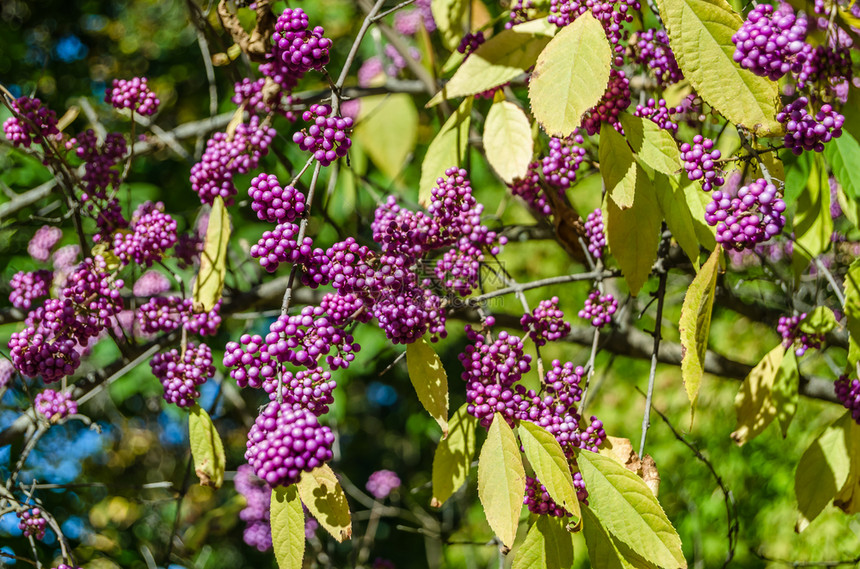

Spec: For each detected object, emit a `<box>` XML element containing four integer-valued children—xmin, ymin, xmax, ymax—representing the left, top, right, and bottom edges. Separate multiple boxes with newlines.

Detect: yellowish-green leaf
<box><xmin>772</xmin><ymin>351</ymin><xmax>799</xmax><ymax>438</ymax></box>
<box><xmin>512</xmin><ymin>515</ymin><xmax>575</xmax><ymax>569</ymax></box>
<box><xmin>683</xmin><ymin>180</ymin><xmax>718</xmax><ymax>249</ymax></box>
<box><xmin>603</xmin><ymin>171</ymin><xmax>661</xmax><ymax>296</ymax></box>
<box><xmin>188</xmin><ymin>405</ymin><xmax>225</xmax><ymax>488</ymax></box>
<box><xmin>484</xmin><ymin>101</ymin><xmax>534</xmax><ymax>183</ymax></box>
<box><xmin>654</xmin><ymin>174</ymin><xmax>701</xmax><ymax>267</ymax></box>
<box><xmin>432</xmin><ymin>404</ymin><xmax>478</xmax><ymax>507</ymax></box>
<box><xmin>192</xmin><ymin>196</ymin><xmax>230</xmax><ymax>312</ymax></box>
<box><xmin>431</xmin><ymin>0</ymin><xmax>468</xmax><ymax>49</ymax></box>
<box><xmin>599</xmin><ymin>123</ymin><xmax>637</xmax><ymax>209</ymax></box>
<box><xmin>528</xmin><ymin>13</ymin><xmax>612</xmax><ymax>136</ymax></box>
<box><xmin>679</xmin><ymin>246</ymin><xmax>720</xmax><ymax>410</ymax></box>
<box><xmin>271</xmin><ymin>485</ymin><xmax>305</xmax><ymax>569</ymax></box>
<box><xmin>833</xmin><ymin>414</ymin><xmax>860</xmax><ymax>515</ymax></box>
<box><xmin>731</xmin><ymin>344</ymin><xmax>785</xmax><ymax>446</ymax></box>
<box><xmin>419</xmin><ymin>98</ymin><xmax>472</xmax><ymax>205</ymax></box>
<box><xmin>518</xmin><ymin>421</ymin><xmax>580</xmax><ymax>521</ymax></box>
<box><xmin>581</xmin><ymin>504</ymin><xmax>636</xmax><ymax>569</ymax></box>
<box><xmin>620</xmin><ymin>113</ymin><xmax>681</xmax><ymax>176</ymax></box>
<box><xmin>478</xmin><ymin>414</ymin><xmax>526</xmax><ymax>547</ymax></box>
<box><xmin>798</xmin><ymin>306</ymin><xmax>838</xmax><ymax>336</ymax></box>
<box><xmin>297</xmin><ymin>465</ymin><xmax>352</xmax><ymax>542</ymax></box>
<box><xmin>428</xmin><ymin>24</ymin><xmax>554</xmax><ymax>106</ymax></box>
<box><xmin>795</xmin><ymin>412</ymin><xmax>855</xmax><ymax>530</ymax></box>
<box><xmin>353</xmin><ymin>95</ymin><xmax>418</xmax><ymax>182</ymax></box>
<box><xmin>654</xmin><ymin>0</ymin><xmax>781</xmax><ymax>135</ymax></box>
<box><xmin>792</xmin><ymin>154</ymin><xmax>833</xmax><ymax>277</ymax></box>
<box><xmin>406</xmin><ymin>336</ymin><xmax>449</xmax><ymax>436</ymax></box>
<box><xmin>577</xmin><ymin>451</ymin><xmax>686</xmax><ymax>569</ymax></box>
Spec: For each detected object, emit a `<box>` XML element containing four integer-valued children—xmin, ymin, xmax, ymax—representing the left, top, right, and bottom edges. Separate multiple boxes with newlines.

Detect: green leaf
<box><xmin>192</xmin><ymin>196</ymin><xmax>230</xmax><ymax>312</ymax></box>
<box><xmin>528</xmin><ymin>13</ymin><xmax>612</xmax><ymax>136</ymax></box>
<box><xmin>798</xmin><ymin>306</ymin><xmax>838</xmax><ymax>336</ymax></box>
<box><xmin>512</xmin><ymin>516</ymin><xmax>575</xmax><ymax>569</ymax></box>
<box><xmin>431</xmin><ymin>0</ymin><xmax>468</xmax><ymax>49</ymax></box>
<box><xmin>783</xmin><ymin>151</ymin><xmax>811</xmax><ymax>208</ymax></box>
<box><xmin>833</xmin><ymin>414</ymin><xmax>860</xmax><ymax>515</ymax></box>
<box><xmin>432</xmin><ymin>404</ymin><xmax>478</xmax><ymax>507</ymax></box>
<box><xmin>581</xmin><ymin>504</ymin><xmax>636</xmax><ymax>569</ymax></box>
<box><xmin>271</xmin><ymin>485</ymin><xmax>305</xmax><ymax>569</ymax></box>
<box><xmin>419</xmin><ymin>98</ymin><xmax>472</xmax><ymax>205</ymax></box>
<box><xmin>843</xmin><ymin>87</ymin><xmax>860</xmax><ymax>142</ymax></box>
<box><xmin>603</xmin><ymin>170</ymin><xmax>662</xmax><ymax>296</ymax></box>
<box><xmin>484</xmin><ymin>100</ymin><xmax>534</xmax><ymax>183</ymax></box>
<box><xmin>428</xmin><ymin>25</ymin><xmax>554</xmax><ymax>106</ymax></box>
<box><xmin>795</xmin><ymin>412</ymin><xmax>855</xmax><ymax>531</ymax></box>
<box><xmin>599</xmin><ymin>123</ymin><xmax>637</xmax><ymax>209</ymax></box>
<box><xmin>844</xmin><ymin>259</ymin><xmax>860</xmax><ymax>347</ymax></box>
<box><xmin>406</xmin><ymin>336</ymin><xmax>449</xmax><ymax>436</ymax></box>
<box><xmin>353</xmin><ymin>94</ymin><xmax>418</xmax><ymax>182</ymax></box>
<box><xmin>620</xmin><ymin>113</ymin><xmax>681</xmax><ymax>177</ymax></box>
<box><xmin>730</xmin><ymin>344</ymin><xmax>785</xmax><ymax>446</ymax></box>
<box><xmin>297</xmin><ymin>465</ymin><xmax>352</xmax><ymax>542</ymax></box>
<box><xmin>792</xmin><ymin>154</ymin><xmax>833</xmax><ymax>277</ymax></box>
<box><xmin>188</xmin><ymin>405</ymin><xmax>225</xmax><ymax>488</ymax></box>
<box><xmin>518</xmin><ymin>421</ymin><xmax>580</xmax><ymax>521</ymax></box>
<box><xmin>772</xmin><ymin>351</ymin><xmax>799</xmax><ymax>438</ymax></box>
<box><xmin>655</xmin><ymin>0</ymin><xmax>781</xmax><ymax>135</ymax></box>
<box><xmin>478</xmin><ymin>413</ymin><xmax>526</xmax><ymax>547</ymax></box>
<box><xmin>679</xmin><ymin>246</ymin><xmax>720</xmax><ymax>410</ymax></box>
<box><xmin>577</xmin><ymin>451</ymin><xmax>686</xmax><ymax>569</ymax></box>
<box><xmin>824</xmin><ymin>130</ymin><xmax>860</xmax><ymax>200</ymax></box>
<box><xmin>654</xmin><ymin>174</ymin><xmax>701</xmax><ymax>267</ymax></box>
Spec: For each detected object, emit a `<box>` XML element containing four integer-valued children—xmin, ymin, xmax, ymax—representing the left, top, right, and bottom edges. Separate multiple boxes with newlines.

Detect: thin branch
<box><xmin>639</xmin><ymin>268</ymin><xmax>668</xmax><ymax>457</ymax></box>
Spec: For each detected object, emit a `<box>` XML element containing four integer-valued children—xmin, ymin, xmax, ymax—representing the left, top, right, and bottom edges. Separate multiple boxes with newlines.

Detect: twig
<box><xmin>468</xmin><ymin>270</ymin><xmax>618</xmax><ymax>303</ymax></box>
<box><xmin>373</xmin><ymin>0</ymin><xmax>418</xmax><ymax>21</ymax></box>
<box><xmin>639</xmin><ymin>267</ymin><xmax>668</xmax><ymax>457</ymax></box>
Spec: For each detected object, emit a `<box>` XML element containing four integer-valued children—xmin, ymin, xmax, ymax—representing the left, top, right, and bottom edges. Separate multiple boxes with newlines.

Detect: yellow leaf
<box><xmin>271</xmin><ymin>485</ymin><xmax>305</xmax><ymax>569</ymax></box>
<box><xmin>406</xmin><ymin>337</ymin><xmax>449</xmax><ymax>436</ymax></box>
<box><xmin>297</xmin><ymin>465</ymin><xmax>352</xmax><ymax>542</ymax></box>
<box><xmin>353</xmin><ymin>95</ymin><xmax>419</xmax><ymax>182</ymax></box>
<box><xmin>484</xmin><ymin>101</ymin><xmax>534</xmax><ymax>183</ymax></box>
<box><xmin>192</xmin><ymin>196</ymin><xmax>230</xmax><ymax>312</ymax></box>
<box><xmin>478</xmin><ymin>414</ymin><xmax>525</xmax><ymax>547</ymax></box>
<box><xmin>679</xmin><ymin>247</ymin><xmax>720</xmax><ymax>411</ymax></box>
<box><xmin>731</xmin><ymin>344</ymin><xmax>785</xmax><ymax>446</ymax></box>
<box><xmin>432</xmin><ymin>404</ymin><xmax>478</xmax><ymax>507</ymax></box>
<box><xmin>528</xmin><ymin>13</ymin><xmax>612</xmax><ymax>137</ymax></box>
<box><xmin>419</xmin><ymin>98</ymin><xmax>472</xmax><ymax>206</ymax></box>
<box><xmin>188</xmin><ymin>405</ymin><xmax>225</xmax><ymax>488</ymax></box>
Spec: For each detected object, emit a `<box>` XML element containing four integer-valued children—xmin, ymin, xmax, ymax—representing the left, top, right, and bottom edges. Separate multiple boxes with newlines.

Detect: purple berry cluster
<box><xmin>457</xmin><ymin>32</ymin><xmax>485</xmax><ymax>56</ymax></box>
<box><xmin>777</xmin><ymin>96</ymin><xmax>844</xmax><ymax>154</ymax></box>
<box><xmin>434</xmin><ymin>239</ymin><xmax>484</xmax><ymax>296</ymax></box>
<box><xmin>795</xmin><ymin>43</ymin><xmax>853</xmax><ymax>94</ymax></box>
<box><xmin>542</xmin><ymin>131</ymin><xmax>587</xmax><ymax>189</ymax></box>
<box><xmin>777</xmin><ymin>313</ymin><xmax>824</xmax><ymax>356</ymax></box>
<box><xmin>113</xmin><ymin>201</ymin><xmax>178</xmax><ymax>267</ymax></box>
<box><xmin>585</xmin><ymin>208</ymin><xmax>606</xmax><ymax>259</ymax></box>
<box><xmin>264</xmin><ymin>366</ymin><xmax>338</xmax><ymax>416</ymax></box>
<box><xmin>73</xmin><ymin>130</ymin><xmax>128</xmax><ymax>197</ymax></box>
<box><xmin>9</xmin><ymin>256</ymin><xmax>123</xmax><ymax>383</ymax></box>
<box><xmin>249</xmin><ymin>173</ymin><xmax>306</xmax><ymax>223</ymax></box>
<box><xmin>0</xmin><ymin>359</ymin><xmax>15</xmax><ymax>388</ymax></box>
<box><xmin>581</xmin><ymin>69</ymin><xmax>631</xmax><ymax>136</ymax></box>
<box><xmin>578</xmin><ymin>290</ymin><xmax>617</xmax><ymax>327</ymax></box>
<box><xmin>17</xmin><ymin>508</ymin><xmax>47</xmax><ymax>540</ymax></box>
<box><xmin>245</xmin><ymin>401</ymin><xmax>335</xmax><ymax>487</ymax></box>
<box><xmin>732</xmin><ymin>3</ymin><xmax>808</xmax><ymax>80</ymax></box>
<box><xmin>633</xmin><ymin>98</ymin><xmax>680</xmax><ymax>134</ymax></box>
<box><xmin>509</xmin><ymin>161</ymin><xmax>551</xmax><ymax>216</ymax></box>
<box><xmin>630</xmin><ymin>29</ymin><xmax>683</xmax><ymax>85</ymax></box>
<box><xmin>232</xmin><ymin>77</ymin><xmax>296</xmax><ymax>120</ymax></box>
<box><xmin>292</xmin><ymin>104</ymin><xmax>353</xmax><ymax>166</ymax></box>
<box><xmin>680</xmin><ymin>135</ymin><xmax>724</xmax><ymax>191</ymax></box>
<box><xmin>366</xmin><ymin>469</ymin><xmax>401</xmax><ymax>500</ymax></box>
<box><xmin>507</xmin><ymin>0</ymin><xmax>536</xmax><ymax>28</ymax></box>
<box><xmin>705</xmin><ymin>178</ymin><xmax>787</xmax><ymax>250</ymax></box>
<box><xmin>235</xmin><ymin>464</ymin><xmax>273</xmax><ymax>552</ymax></box>
<box><xmin>835</xmin><ymin>375</ymin><xmax>860</xmax><ymax>424</ymax></box>
<box><xmin>138</xmin><ymin>296</ymin><xmax>221</xmax><ymax>336</ymax></box>
<box><xmin>150</xmin><ymin>342</ymin><xmax>216</xmax><ymax>408</ymax></box>
<box><xmin>28</xmin><ymin>225</ymin><xmax>63</xmax><ymax>262</ymax></box>
<box><xmin>274</xmin><ymin>8</ymin><xmax>332</xmax><ymax>75</ymax></box>
<box><xmin>521</xmin><ymin>297</ymin><xmax>571</xmax><ymax>346</ymax></box>
<box><xmin>2</xmin><ymin>96</ymin><xmax>59</xmax><ymax>148</ymax></box>
<box><xmin>9</xmin><ymin>270</ymin><xmax>52</xmax><ymax>310</ymax></box>
<box><xmin>34</xmin><ymin>389</ymin><xmax>78</xmax><ymax>421</ymax></box>
<box><xmin>525</xmin><ymin>475</ymin><xmax>571</xmax><ymax>516</ymax></box>
<box><xmin>105</xmin><ymin>77</ymin><xmax>160</xmax><ymax>115</ymax></box>
<box><xmin>393</xmin><ymin>0</ymin><xmax>436</xmax><ymax>35</ymax></box>
<box><xmin>190</xmin><ymin>116</ymin><xmax>277</xmax><ymax>205</ymax></box>
<box><xmin>250</xmin><ymin>223</ymin><xmax>314</xmax><ymax>273</ymax></box>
